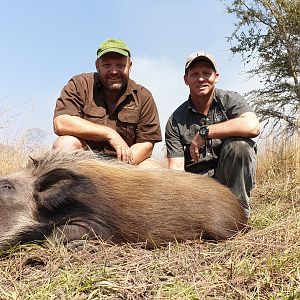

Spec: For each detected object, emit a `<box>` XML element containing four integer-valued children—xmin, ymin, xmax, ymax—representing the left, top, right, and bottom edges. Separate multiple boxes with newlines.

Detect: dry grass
<box><xmin>0</xmin><ymin>138</ymin><xmax>299</xmax><ymax>300</ymax></box>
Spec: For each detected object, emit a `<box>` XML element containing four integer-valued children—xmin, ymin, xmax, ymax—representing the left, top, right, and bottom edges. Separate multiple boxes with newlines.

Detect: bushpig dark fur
<box><xmin>0</xmin><ymin>151</ymin><xmax>248</xmax><ymax>249</ymax></box>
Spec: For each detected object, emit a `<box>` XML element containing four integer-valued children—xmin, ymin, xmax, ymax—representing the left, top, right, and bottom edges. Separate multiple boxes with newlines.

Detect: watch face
<box><xmin>199</xmin><ymin>126</ymin><xmax>209</xmax><ymax>138</ymax></box>
<box><xmin>199</xmin><ymin>127</ymin><xmax>206</xmax><ymax>136</ymax></box>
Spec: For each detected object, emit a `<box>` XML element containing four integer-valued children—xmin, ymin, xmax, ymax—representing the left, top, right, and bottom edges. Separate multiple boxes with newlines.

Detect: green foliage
<box><xmin>223</xmin><ymin>0</ymin><xmax>300</xmax><ymax>135</ymax></box>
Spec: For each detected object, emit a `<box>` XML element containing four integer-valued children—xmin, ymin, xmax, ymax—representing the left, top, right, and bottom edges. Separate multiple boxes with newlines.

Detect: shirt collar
<box><xmin>187</xmin><ymin>89</ymin><xmax>218</xmax><ymax>112</ymax></box>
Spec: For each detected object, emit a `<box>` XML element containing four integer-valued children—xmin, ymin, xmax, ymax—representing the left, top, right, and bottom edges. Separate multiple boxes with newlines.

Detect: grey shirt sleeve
<box><xmin>165</xmin><ymin>115</ymin><xmax>184</xmax><ymax>158</ymax></box>
<box><xmin>219</xmin><ymin>90</ymin><xmax>254</xmax><ymax>119</ymax></box>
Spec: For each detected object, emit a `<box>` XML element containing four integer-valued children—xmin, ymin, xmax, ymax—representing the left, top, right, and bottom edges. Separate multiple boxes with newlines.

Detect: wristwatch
<box><xmin>198</xmin><ymin>125</ymin><xmax>210</xmax><ymax>140</ymax></box>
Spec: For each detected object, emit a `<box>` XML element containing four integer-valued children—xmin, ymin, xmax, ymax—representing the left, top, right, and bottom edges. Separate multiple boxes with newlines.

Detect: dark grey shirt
<box><xmin>165</xmin><ymin>88</ymin><xmax>253</xmax><ymax>168</ymax></box>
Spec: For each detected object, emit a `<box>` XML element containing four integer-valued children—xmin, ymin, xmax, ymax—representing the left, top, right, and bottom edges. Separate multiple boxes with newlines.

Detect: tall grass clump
<box><xmin>251</xmin><ymin>137</ymin><xmax>299</xmax><ymax>228</ymax></box>
<box><xmin>0</xmin><ymin>137</ymin><xmax>299</xmax><ymax>299</ymax></box>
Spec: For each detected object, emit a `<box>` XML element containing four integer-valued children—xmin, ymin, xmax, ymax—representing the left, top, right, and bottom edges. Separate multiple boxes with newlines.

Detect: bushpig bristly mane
<box><xmin>0</xmin><ymin>151</ymin><xmax>248</xmax><ymax>249</ymax></box>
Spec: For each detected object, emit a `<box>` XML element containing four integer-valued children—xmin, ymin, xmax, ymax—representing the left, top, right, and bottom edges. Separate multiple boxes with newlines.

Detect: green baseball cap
<box><xmin>97</xmin><ymin>38</ymin><xmax>131</xmax><ymax>58</ymax></box>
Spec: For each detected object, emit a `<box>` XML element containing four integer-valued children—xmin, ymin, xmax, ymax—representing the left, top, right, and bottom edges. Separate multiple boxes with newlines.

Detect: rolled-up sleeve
<box><xmin>54</xmin><ymin>76</ymin><xmax>84</xmax><ymax>118</ymax></box>
<box><xmin>222</xmin><ymin>91</ymin><xmax>253</xmax><ymax>118</ymax></box>
<box><xmin>135</xmin><ymin>89</ymin><xmax>162</xmax><ymax>143</ymax></box>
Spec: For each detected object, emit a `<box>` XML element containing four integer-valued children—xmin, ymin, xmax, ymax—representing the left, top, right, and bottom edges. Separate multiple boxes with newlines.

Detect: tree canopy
<box><xmin>223</xmin><ymin>0</ymin><xmax>300</xmax><ymax>136</ymax></box>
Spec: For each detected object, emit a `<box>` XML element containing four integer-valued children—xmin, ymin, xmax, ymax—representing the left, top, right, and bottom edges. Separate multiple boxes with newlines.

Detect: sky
<box><xmin>0</xmin><ymin>0</ymin><xmax>260</xmax><ymax>155</ymax></box>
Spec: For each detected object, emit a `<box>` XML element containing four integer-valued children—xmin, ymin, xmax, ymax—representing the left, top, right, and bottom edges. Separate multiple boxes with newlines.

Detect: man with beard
<box><xmin>165</xmin><ymin>50</ymin><xmax>260</xmax><ymax>217</ymax></box>
<box><xmin>53</xmin><ymin>38</ymin><xmax>162</xmax><ymax>167</ymax></box>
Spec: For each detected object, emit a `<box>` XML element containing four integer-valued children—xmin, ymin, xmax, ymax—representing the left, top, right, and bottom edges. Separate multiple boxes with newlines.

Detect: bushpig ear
<box><xmin>33</xmin><ymin>168</ymin><xmax>94</xmax><ymax>212</ymax></box>
<box><xmin>28</xmin><ymin>156</ymin><xmax>39</xmax><ymax>168</ymax></box>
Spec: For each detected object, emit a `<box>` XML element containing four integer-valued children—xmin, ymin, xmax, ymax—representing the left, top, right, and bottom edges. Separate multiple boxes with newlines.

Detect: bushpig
<box><xmin>0</xmin><ymin>151</ymin><xmax>247</xmax><ymax>249</ymax></box>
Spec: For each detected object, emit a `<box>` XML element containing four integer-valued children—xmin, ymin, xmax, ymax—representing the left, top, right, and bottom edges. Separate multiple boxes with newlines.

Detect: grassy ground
<box><xmin>0</xmin><ymin>139</ymin><xmax>299</xmax><ymax>300</ymax></box>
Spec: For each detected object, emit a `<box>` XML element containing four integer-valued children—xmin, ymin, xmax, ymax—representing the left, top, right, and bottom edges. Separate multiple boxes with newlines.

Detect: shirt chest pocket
<box><xmin>82</xmin><ymin>105</ymin><xmax>106</xmax><ymax>124</ymax></box>
<box><xmin>117</xmin><ymin>109</ymin><xmax>140</xmax><ymax>145</ymax></box>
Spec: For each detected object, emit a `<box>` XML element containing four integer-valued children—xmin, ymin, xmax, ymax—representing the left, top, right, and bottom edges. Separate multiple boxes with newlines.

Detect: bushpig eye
<box><xmin>0</xmin><ymin>182</ymin><xmax>14</xmax><ymax>190</ymax></box>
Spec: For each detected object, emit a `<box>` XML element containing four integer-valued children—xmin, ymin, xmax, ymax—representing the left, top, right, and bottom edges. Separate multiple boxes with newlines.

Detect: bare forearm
<box><xmin>208</xmin><ymin>112</ymin><xmax>260</xmax><ymax>139</ymax></box>
<box><xmin>130</xmin><ymin>142</ymin><xmax>154</xmax><ymax>165</ymax></box>
<box><xmin>190</xmin><ymin>112</ymin><xmax>260</xmax><ymax>162</ymax></box>
<box><xmin>54</xmin><ymin>115</ymin><xmax>114</xmax><ymax>141</ymax></box>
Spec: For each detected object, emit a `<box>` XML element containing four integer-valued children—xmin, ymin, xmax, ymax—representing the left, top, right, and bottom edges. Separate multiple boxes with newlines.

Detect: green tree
<box><xmin>223</xmin><ymin>0</ymin><xmax>300</xmax><ymax>136</ymax></box>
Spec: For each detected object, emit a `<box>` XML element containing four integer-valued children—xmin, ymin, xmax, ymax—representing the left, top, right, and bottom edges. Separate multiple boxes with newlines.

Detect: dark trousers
<box><xmin>214</xmin><ymin>137</ymin><xmax>257</xmax><ymax>218</ymax></box>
